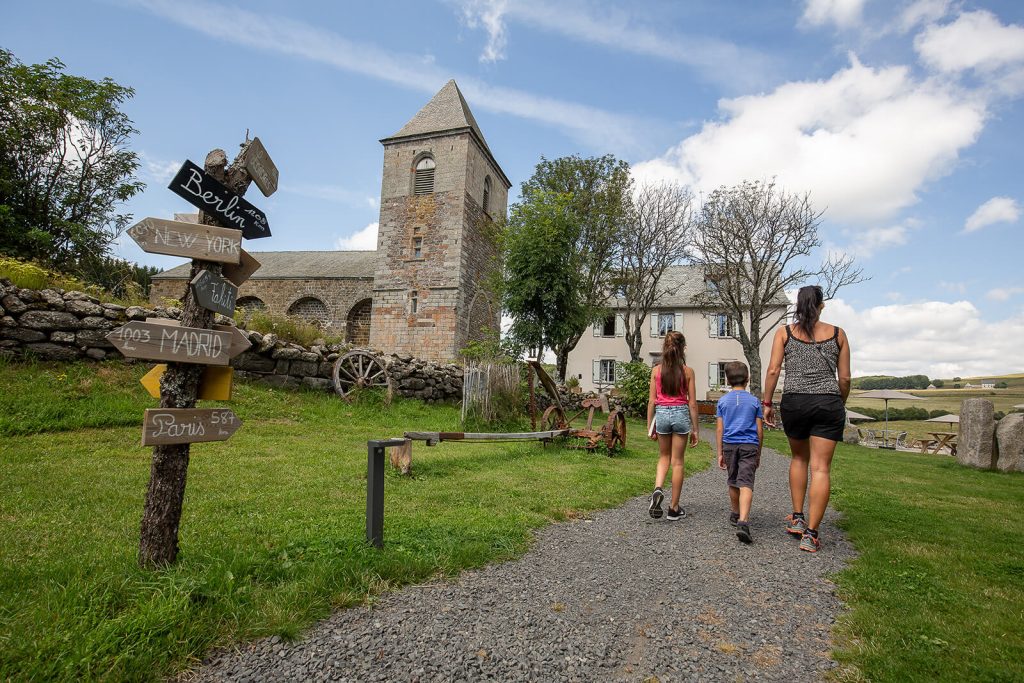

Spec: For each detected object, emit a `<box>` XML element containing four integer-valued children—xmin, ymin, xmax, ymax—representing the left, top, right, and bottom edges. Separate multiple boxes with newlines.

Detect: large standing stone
<box><xmin>995</xmin><ymin>413</ymin><xmax>1024</xmax><ymax>473</ymax></box>
<box><xmin>958</xmin><ymin>398</ymin><xmax>995</xmax><ymax>469</ymax></box>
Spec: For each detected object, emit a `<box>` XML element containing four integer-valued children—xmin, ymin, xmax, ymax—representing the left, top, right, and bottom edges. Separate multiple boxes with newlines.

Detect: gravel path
<box><xmin>189</xmin><ymin>437</ymin><xmax>856</xmax><ymax>682</ymax></box>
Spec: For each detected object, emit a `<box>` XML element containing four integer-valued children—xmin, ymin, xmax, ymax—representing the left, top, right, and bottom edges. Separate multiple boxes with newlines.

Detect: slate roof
<box><xmin>610</xmin><ymin>264</ymin><xmax>790</xmax><ymax>308</ymax></box>
<box><xmin>380</xmin><ymin>80</ymin><xmax>510</xmax><ymax>188</ymax></box>
<box><xmin>152</xmin><ymin>251</ymin><xmax>376</xmax><ymax>280</ymax></box>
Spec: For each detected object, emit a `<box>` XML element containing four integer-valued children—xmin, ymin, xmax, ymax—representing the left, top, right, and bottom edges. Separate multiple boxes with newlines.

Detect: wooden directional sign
<box><xmin>168</xmin><ymin>160</ymin><xmax>271</xmax><ymax>239</ymax></box>
<box><xmin>242</xmin><ymin>137</ymin><xmax>279</xmax><ymax>197</ymax></box>
<box><xmin>222</xmin><ymin>249</ymin><xmax>261</xmax><ymax>287</ymax></box>
<box><xmin>190</xmin><ymin>270</ymin><xmax>238</xmax><ymax>316</ymax></box>
<box><xmin>141</xmin><ymin>408</ymin><xmax>242</xmax><ymax>446</ymax></box>
<box><xmin>145</xmin><ymin>318</ymin><xmax>252</xmax><ymax>358</ymax></box>
<box><xmin>127</xmin><ymin>217</ymin><xmax>241</xmax><ymax>264</ymax></box>
<box><xmin>107</xmin><ymin>321</ymin><xmax>236</xmax><ymax>365</ymax></box>
<box><xmin>141</xmin><ymin>365</ymin><xmax>234</xmax><ymax>400</ymax></box>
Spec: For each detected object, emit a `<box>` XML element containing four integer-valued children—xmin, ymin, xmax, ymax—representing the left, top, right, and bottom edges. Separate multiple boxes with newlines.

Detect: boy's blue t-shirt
<box><xmin>716</xmin><ymin>389</ymin><xmax>763</xmax><ymax>444</ymax></box>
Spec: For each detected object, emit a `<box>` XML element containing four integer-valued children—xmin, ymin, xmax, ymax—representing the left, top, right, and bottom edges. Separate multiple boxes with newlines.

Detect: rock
<box><xmin>24</xmin><ymin>342</ymin><xmax>82</xmax><ymax>361</ymax></box>
<box><xmin>290</xmin><ymin>361</ymin><xmax>318</xmax><ymax>377</ymax></box>
<box><xmin>102</xmin><ymin>307</ymin><xmax>124</xmax><ymax>320</ymax></box>
<box><xmin>274</xmin><ymin>360</ymin><xmax>291</xmax><ymax>375</ymax></box>
<box><xmin>258</xmin><ymin>333</ymin><xmax>278</xmax><ymax>353</ymax></box>
<box><xmin>842</xmin><ymin>422</ymin><xmax>860</xmax><ymax>443</ymax></box>
<box><xmin>318</xmin><ymin>362</ymin><xmax>334</xmax><ymax>379</ymax></box>
<box><xmin>85</xmin><ymin>348</ymin><xmax>107</xmax><ymax>361</ymax></box>
<box><xmin>1</xmin><ymin>294</ymin><xmax>27</xmax><ymax>314</ymax></box>
<box><xmin>401</xmin><ymin>377</ymin><xmax>426</xmax><ymax>391</ymax></box>
<box><xmin>124</xmin><ymin>306</ymin><xmax>152</xmax><ymax>320</ymax></box>
<box><xmin>50</xmin><ymin>331</ymin><xmax>76</xmax><ymax>344</ymax></box>
<box><xmin>76</xmin><ymin>329</ymin><xmax>115</xmax><ymax>348</ymax></box>
<box><xmin>65</xmin><ymin>299</ymin><xmax>104</xmax><ymax>316</ymax></box>
<box><xmin>0</xmin><ymin>327</ymin><xmax>46</xmax><ymax>342</ymax></box>
<box><xmin>38</xmin><ymin>289</ymin><xmax>65</xmax><ymax>308</ymax></box>
<box><xmin>301</xmin><ymin>377</ymin><xmax>333</xmax><ymax>392</ymax></box>
<box><xmin>995</xmin><ymin>413</ymin><xmax>1024</xmax><ymax>473</ymax></box>
<box><xmin>0</xmin><ymin>315</ymin><xmax>16</xmax><ymax>327</ymax></box>
<box><xmin>19</xmin><ymin>310</ymin><xmax>80</xmax><ymax>330</ymax></box>
<box><xmin>958</xmin><ymin>398</ymin><xmax>996</xmax><ymax>469</ymax></box>
<box><xmin>299</xmin><ymin>351</ymin><xmax>320</xmax><ymax>363</ymax></box>
<box><xmin>63</xmin><ymin>290</ymin><xmax>99</xmax><ymax>303</ymax></box>
<box><xmin>234</xmin><ymin>353</ymin><xmax>277</xmax><ymax>373</ymax></box>
<box><xmin>272</xmin><ymin>347</ymin><xmax>303</xmax><ymax>360</ymax></box>
<box><xmin>78</xmin><ymin>316</ymin><xmax>116</xmax><ymax>330</ymax></box>
<box><xmin>101</xmin><ymin>302</ymin><xmax>126</xmax><ymax>313</ymax></box>
<box><xmin>259</xmin><ymin>374</ymin><xmax>299</xmax><ymax>389</ymax></box>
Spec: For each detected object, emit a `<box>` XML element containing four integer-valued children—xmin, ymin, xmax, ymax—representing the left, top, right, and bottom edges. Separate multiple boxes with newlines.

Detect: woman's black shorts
<box><xmin>780</xmin><ymin>393</ymin><xmax>845</xmax><ymax>442</ymax></box>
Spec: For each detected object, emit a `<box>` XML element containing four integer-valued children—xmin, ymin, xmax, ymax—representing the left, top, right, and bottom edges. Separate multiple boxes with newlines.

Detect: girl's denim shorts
<box><xmin>654</xmin><ymin>404</ymin><xmax>692</xmax><ymax>435</ymax></box>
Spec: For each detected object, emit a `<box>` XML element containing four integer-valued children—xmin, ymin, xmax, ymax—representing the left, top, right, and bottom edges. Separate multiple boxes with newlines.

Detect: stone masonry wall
<box><xmin>0</xmin><ymin>279</ymin><xmax>462</xmax><ymax>402</ymax></box>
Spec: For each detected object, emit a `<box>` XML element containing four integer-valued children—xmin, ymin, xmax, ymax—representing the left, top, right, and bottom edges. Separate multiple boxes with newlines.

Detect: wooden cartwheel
<box><xmin>332</xmin><ymin>350</ymin><xmax>393</xmax><ymax>403</ymax></box>
<box><xmin>531</xmin><ymin>360</ymin><xmax>626</xmax><ymax>453</ymax></box>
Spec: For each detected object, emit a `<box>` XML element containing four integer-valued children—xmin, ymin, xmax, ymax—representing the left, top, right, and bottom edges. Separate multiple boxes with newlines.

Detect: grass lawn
<box><xmin>0</xmin><ymin>359</ymin><xmax>709</xmax><ymax>681</ymax></box>
<box><xmin>765</xmin><ymin>432</ymin><xmax>1024</xmax><ymax>682</ymax></box>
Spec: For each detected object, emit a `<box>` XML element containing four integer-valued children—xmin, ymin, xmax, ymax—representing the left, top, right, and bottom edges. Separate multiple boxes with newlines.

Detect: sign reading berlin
<box><xmin>168</xmin><ymin>160</ymin><xmax>271</xmax><ymax>239</ymax></box>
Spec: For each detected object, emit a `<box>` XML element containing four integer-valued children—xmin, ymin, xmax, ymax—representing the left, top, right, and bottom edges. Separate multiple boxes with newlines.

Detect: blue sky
<box><xmin>2</xmin><ymin>0</ymin><xmax>1022</xmax><ymax>377</ymax></box>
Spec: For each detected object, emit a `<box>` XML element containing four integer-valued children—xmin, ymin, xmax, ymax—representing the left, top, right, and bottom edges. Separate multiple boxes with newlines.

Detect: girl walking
<box><xmin>647</xmin><ymin>331</ymin><xmax>699</xmax><ymax>520</ymax></box>
<box><xmin>762</xmin><ymin>285</ymin><xmax>851</xmax><ymax>552</ymax></box>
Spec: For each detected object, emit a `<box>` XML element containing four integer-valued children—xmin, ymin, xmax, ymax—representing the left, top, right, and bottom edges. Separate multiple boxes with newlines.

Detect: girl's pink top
<box><xmin>654</xmin><ymin>364</ymin><xmax>688</xmax><ymax>406</ymax></box>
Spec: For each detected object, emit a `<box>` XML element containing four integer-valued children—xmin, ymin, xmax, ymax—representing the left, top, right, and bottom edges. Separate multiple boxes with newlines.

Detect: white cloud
<box><xmin>844</xmin><ymin>221</ymin><xmax>914</xmax><ymax>258</ymax></box>
<box><xmin>633</xmin><ymin>55</ymin><xmax>986</xmax><ymax>224</ymax></box>
<box><xmin>335</xmin><ymin>222</ymin><xmax>379</xmax><ymax>251</ymax></box>
<box><xmin>130</xmin><ymin>0</ymin><xmax>643</xmax><ymax>150</ymax></box>
<box><xmin>138</xmin><ymin>152</ymin><xmax>180</xmax><ymax>183</ymax></box>
<box><xmin>986</xmin><ymin>286</ymin><xmax>1024</xmax><ymax>302</ymax></box>
<box><xmin>915</xmin><ymin>10</ymin><xmax>1024</xmax><ymax>75</ymax></box>
<box><xmin>938</xmin><ymin>280</ymin><xmax>967</xmax><ymax>295</ymax></box>
<box><xmin>801</xmin><ymin>0</ymin><xmax>867</xmax><ymax>29</ymax></box>
<box><xmin>963</xmin><ymin>196</ymin><xmax>1021</xmax><ymax>233</ymax></box>
<box><xmin>453</xmin><ymin>0</ymin><xmax>775</xmax><ymax>90</ymax></box>
<box><xmin>826</xmin><ymin>298</ymin><xmax>1024</xmax><ymax>377</ymax></box>
<box><xmin>896</xmin><ymin>0</ymin><xmax>952</xmax><ymax>33</ymax></box>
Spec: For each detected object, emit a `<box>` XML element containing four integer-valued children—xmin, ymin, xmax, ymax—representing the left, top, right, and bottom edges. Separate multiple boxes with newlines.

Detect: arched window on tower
<box><xmin>414</xmin><ymin>156</ymin><xmax>435</xmax><ymax>195</ymax></box>
<box><xmin>482</xmin><ymin>175</ymin><xmax>491</xmax><ymax>215</ymax></box>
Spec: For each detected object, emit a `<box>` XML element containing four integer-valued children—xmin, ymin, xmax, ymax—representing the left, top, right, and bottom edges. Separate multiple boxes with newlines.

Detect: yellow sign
<box><xmin>140</xmin><ymin>365</ymin><xmax>234</xmax><ymax>401</ymax></box>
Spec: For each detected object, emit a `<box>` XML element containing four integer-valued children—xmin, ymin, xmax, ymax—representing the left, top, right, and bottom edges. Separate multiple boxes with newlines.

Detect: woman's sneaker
<box><xmin>799</xmin><ymin>531</ymin><xmax>820</xmax><ymax>553</ymax></box>
<box><xmin>666</xmin><ymin>507</ymin><xmax>685</xmax><ymax>521</ymax></box>
<box><xmin>786</xmin><ymin>514</ymin><xmax>806</xmax><ymax>536</ymax></box>
<box><xmin>649</xmin><ymin>488</ymin><xmax>664</xmax><ymax>519</ymax></box>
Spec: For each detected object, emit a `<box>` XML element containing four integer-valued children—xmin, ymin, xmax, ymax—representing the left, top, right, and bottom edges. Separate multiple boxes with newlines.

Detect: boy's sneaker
<box><xmin>649</xmin><ymin>489</ymin><xmax>664</xmax><ymax>519</ymax></box>
<box><xmin>786</xmin><ymin>514</ymin><xmax>806</xmax><ymax>536</ymax></box>
<box><xmin>666</xmin><ymin>507</ymin><xmax>685</xmax><ymax>521</ymax></box>
<box><xmin>729</xmin><ymin>511</ymin><xmax>739</xmax><ymax>527</ymax></box>
<box><xmin>799</xmin><ymin>531</ymin><xmax>820</xmax><ymax>553</ymax></box>
<box><xmin>736</xmin><ymin>523</ymin><xmax>752</xmax><ymax>544</ymax></box>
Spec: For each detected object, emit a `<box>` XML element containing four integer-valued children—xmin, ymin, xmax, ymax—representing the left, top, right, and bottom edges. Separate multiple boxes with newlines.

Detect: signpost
<box><xmin>168</xmin><ymin>159</ymin><xmax>271</xmax><ymax>240</ymax></box>
<box><xmin>190</xmin><ymin>270</ymin><xmax>238</xmax><ymax>316</ymax></box>
<box><xmin>141</xmin><ymin>365</ymin><xmax>234</xmax><ymax>400</ymax></box>
<box><xmin>141</xmin><ymin>408</ymin><xmax>242</xmax><ymax>446</ymax></box>
<box><xmin>222</xmin><ymin>249</ymin><xmax>261</xmax><ymax>286</ymax></box>
<box><xmin>107</xmin><ymin>321</ymin><xmax>236</xmax><ymax>365</ymax></box>
<box><xmin>127</xmin><ymin>217</ymin><xmax>241</xmax><ymax>263</ymax></box>
<box><xmin>242</xmin><ymin>137</ymin><xmax>278</xmax><ymax>197</ymax></box>
<box><xmin>145</xmin><ymin>318</ymin><xmax>251</xmax><ymax>358</ymax></box>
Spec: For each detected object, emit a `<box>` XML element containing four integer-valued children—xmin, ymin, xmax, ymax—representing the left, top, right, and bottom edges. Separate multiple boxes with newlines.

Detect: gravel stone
<box><xmin>187</xmin><ymin>433</ymin><xmax>855</xmax><ymax>682</ymax></box>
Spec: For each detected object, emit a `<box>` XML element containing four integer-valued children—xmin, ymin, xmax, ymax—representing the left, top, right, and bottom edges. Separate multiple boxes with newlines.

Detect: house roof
<box><xmin>380</xmin><ymin>80</ymin><xmax>511</xmax><ymax>189</ymax></box>
<box><xmin>152</xmin><ymin>251</ymin><xmax>376</xmax><ymax>280</ymax></box>
<box><xmin>611</xmin><ymin>264</ymin><xmax>790</xmax><ymax>308</ymax></box>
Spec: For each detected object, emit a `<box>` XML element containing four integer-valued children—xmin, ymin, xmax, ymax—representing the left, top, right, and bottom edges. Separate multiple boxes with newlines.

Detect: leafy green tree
<box><xmin>504</xmin><ymin>154</ymin><xmax>631</xmax><ymax>380</ymax></box>
<box><xmin>932</xmin><ymin>379</ymin><xmax>944</xmax><ymax>388</ymax></box>
<box><xmin>0</xmin><ymin>49</ymin><xmax>143</xmax><ymax>273</ymax></box>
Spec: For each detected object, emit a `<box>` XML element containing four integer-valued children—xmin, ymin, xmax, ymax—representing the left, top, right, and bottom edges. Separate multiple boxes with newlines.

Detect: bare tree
<box><xmin>615</xmin><ymin>182</ymin><xmax>695</xmax><ymax>361</ymax></box>
<box><xmin>690</xmin><ymin>179</ymin><xmax>865</xmax><ymax>395</ymax></box>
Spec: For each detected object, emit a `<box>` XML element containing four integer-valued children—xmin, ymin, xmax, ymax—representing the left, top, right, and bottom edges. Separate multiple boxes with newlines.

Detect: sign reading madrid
<box><xmin>127</xmin><ymin>218</ymin><xmax>241</xmax><ymax>263</ymax></box>
<box><xmin>106</xmin><ymin>321</ymin><xmax>237</xmax><ymax>365</ymax></box>
<box><xmin>168</xmin><ymin>160</ymin><xmax>271</xmax><ymax>239</ymax></box>
<box><xmin>141</xmin><ymin>408</ymin><xmax>242</xmax><ymax>446</ymax></box>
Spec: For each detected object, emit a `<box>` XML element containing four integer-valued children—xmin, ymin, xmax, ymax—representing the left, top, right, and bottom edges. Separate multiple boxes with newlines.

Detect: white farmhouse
<box><xmin>565</xmin><ymin>265</ymin><xmax>788</xmax><ymax>397</ymax></box>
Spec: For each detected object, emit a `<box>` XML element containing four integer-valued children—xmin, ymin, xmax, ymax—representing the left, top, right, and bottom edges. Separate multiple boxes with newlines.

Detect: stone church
<box><xmin>150</xmin><ymin>81</ymin><xmax>510</xmax><ymax>362</ymax></box>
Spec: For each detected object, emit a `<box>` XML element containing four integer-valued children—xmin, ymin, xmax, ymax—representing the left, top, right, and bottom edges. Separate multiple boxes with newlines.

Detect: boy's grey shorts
<box><xmin>723</xmin><ymin>443</ymin><xmax>759</xmax><ymax>489</ymax></box>
<box><xmin>654</xmin><ymin>405</ymin><xmax>692</xmax><ymax>435</ymax></box>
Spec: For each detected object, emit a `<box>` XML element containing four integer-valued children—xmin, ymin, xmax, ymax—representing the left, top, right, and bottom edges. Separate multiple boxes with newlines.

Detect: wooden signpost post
<box><xmin>133</xmin><ymin>138</ymin><xmax>276</xmax><ymax>569</ymax></box>
<box><xmin>141</xmin><ymin>408</ymin><xmax>242</xmax><ymax>446</ymax></box>
<box><xmin>190</xmin><ymin>270</ymin><xmax>238</xmax><ymax>316</ymax></box>
<box><xmin>168</xmin><ymin>160</ymin><xmax>271</xmax><ymax>240</ymax></box>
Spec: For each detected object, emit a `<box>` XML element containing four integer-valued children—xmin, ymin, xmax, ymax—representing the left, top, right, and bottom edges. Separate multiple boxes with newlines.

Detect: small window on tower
<box><xmin>413</xmin><ymin>237</ymin><xmax>423</xmax><ymax>258</ymax></box>
<box><xmin>483</xmin><ymin>176</ymin><xmax>492</xmax><ymax>214</ymax></box>
<box><xmin>410</xmin><ymin>291</ymin><xmax>418</xmax><ymax>314</ymax></box>
<box><xmin>414</xmin><ymin>157</ymin><xmax>435</xmax><ymax>195</ymax></box>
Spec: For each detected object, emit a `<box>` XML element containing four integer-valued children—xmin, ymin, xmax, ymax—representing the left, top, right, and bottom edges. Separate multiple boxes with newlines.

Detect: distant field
<box><xmin>848</xmin><ymin>387</ymin><xmax>1024</xmax><ymax>415</ymax></box>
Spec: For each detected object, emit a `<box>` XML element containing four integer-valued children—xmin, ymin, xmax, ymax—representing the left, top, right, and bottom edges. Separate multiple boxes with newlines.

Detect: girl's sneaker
<box><xmin>649</xmin><ymin>489</ymin><xmax>664</xmax><ymax>519</ymax></box>
<box><xmin>666</xmin><ymin>507</ymin><xmax>685</xmax><ymax>521</ymax></box>
<box><xmin>786</xmin><ymin>514</ymin><xmax>806</xmax><ymax>536</ymax></box>
<box><xmin>799</xmin><ymin>531</ymin><xmax>820</xmax><ymax>553</ymax></box>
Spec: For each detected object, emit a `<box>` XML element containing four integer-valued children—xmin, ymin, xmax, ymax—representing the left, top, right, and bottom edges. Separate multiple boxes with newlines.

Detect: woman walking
<box><xmin>647</xmin><ymin>331</ymin><xmax>699</xmax><ymax>521</ymax></box>
<box><xmin>762</xmin><ymin>285</ymin><xmax>851</xmax><ymax>552</ymax></box>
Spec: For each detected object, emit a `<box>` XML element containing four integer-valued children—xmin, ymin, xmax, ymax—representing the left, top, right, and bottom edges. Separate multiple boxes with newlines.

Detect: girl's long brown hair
<box><xmin>660</xmin><ymin>331</ymin><xmax>686</xmax><ymax>396</ymax></box>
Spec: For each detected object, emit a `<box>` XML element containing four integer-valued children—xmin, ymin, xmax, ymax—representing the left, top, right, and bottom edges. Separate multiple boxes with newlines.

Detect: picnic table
<box><xmin>919</xmin><ymin>431</ymin><xmax>957</xmax><ymax>455</ymax></box>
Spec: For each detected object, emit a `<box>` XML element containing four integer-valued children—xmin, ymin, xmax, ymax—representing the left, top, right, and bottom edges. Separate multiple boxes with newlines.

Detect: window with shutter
<box><xmin>483</xmin><ymin>176</ymin><xmax>491</xmax><ymax>214</ymax></box>
<box><xmin>601</xmin><ymin>315</ymin><xmax>616</xmax><ymax>337</ymax></box>
<box><xmin>615</xmin><ymin>313</ymin><xmax>625</xmax><ymax>337</ymax></box>
<box><xmin>414</xmin><ymin>157</ymin><xmax>435</xmax><ymax>195</ymax></box>
<box><xmin>674</xmin><ymin>311</ymin><xmax>684</xmax><ymax>333</ymax></box>
<box><xmin>592</xmin><ymin>359</ymin><xmax>601</xmax><ymax>383</ymax></box>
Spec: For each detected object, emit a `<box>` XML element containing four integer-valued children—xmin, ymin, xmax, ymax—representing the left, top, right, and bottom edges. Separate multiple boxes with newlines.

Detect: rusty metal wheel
<box><xmin>604</xmin><ymin>410</ymin><xmax>626</xmax><ymax>451</ymax></box>
<box><xmin>332</xmin><ymin>350</ymin><xmax>392</xmax><ymax>403</ymax></box>
<box><xmin>542</xmin><ymin>404</ymin><xmax>569</xmax><ymax>430</ymax></box>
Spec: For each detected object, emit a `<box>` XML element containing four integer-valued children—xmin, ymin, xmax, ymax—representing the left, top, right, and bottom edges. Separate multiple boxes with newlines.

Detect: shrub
<box><xmin>932</xmin><ymin>379</ymin><xmax>944</xmax><ymax>388</ymax></box>
<box><xmin>236</xmin><ymin>309</ymin><xmax>345</xmax><ymax>347</ymax></box>
<box><xmin>996</xmin><ymin>381</ymin><xmax>1009</xmax><ymax>389</ymax></box>
<box><xmin>953</xmin><ymin>376</ymin><xmax>962</xmax><ymax>382</ymax></box>
<box><xmin>616</xmin><ymin>361</ymin><xmax>651</xmax><ymax>417</ymax></box>
<box><xmin>954</xmin><ymin>383</ymin><xmax>961</xmax><ymax>389</ymax></box>
<box><xmin>0</xmin><ymin>256</ymin><xmax>146</xmax><ymax>305</ymax></box>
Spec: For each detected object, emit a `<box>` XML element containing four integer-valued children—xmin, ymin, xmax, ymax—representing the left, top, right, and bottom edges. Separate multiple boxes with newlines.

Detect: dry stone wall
<box><xmin>0</xmin><ymin>279</ymin><xmax>462</xmax><ymax>402</ymax></box>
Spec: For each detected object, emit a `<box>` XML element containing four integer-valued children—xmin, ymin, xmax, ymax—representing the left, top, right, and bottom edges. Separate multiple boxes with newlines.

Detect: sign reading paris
<box><xmin>168</xmin><ymin>160</ymin><xmax>271</xmax><ymax>239</ymax></box>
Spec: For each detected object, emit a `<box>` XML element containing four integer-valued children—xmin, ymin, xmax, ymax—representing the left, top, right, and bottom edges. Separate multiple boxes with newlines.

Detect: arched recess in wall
<box><xmin>287</xmin><ymin>296</ymin><xmax>330</xmax><ymax>328</ymax></box>
<box><xmin>346</xmin><ymin>298</ymin><xmax>372</xmax><ymax>346</ymax></box>
<box><xmin>236</xmin><ymin>296</ymin><xmax>266</xmax><ymax>312</ymax></box>
<box><xmin>464</xmin><ymin>288</ymin><xmax>497</xmax><ymax>344</ymax></box>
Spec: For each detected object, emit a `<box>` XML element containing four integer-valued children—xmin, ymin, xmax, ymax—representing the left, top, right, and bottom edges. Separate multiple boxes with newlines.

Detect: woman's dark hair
<box><xmin>660</xmin><ymin>331</ymin><xmax>686</xmax><ymax>396</ymax></box>
<box><xmin>794</xmin><ymin>285</ymin><xmax>824</xmax><ymax>339</ymax></box>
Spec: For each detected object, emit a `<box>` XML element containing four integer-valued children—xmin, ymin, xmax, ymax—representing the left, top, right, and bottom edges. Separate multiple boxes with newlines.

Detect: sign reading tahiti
<box><xmin>168</xmin><ymin>160</ymin><xmax>270</xmax><ymax>239</ymax></box>
<box><xmin>127</xmin><ymin>217</ymin><xmax>242</xmax><ymax>264</ymax></box>
<box><xmin>190</xmin><ymin>270</ymin><xmax>238</xmax><ymax>316</ymax></box>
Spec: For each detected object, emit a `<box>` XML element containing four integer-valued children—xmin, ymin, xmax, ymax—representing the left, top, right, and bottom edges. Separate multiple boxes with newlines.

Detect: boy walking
<box><xmin>715</xmin><ymin>361</ymin><xmax>764</xmax><ymax>544</ymax></box>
